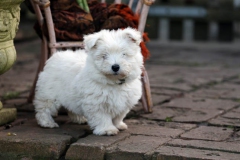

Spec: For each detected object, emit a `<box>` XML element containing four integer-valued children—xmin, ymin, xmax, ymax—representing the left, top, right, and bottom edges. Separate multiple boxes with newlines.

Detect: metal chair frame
<box><xmin>29</xmin><ymin>0</ymin><xmax>154</xmax><ymax>112</ymax></box>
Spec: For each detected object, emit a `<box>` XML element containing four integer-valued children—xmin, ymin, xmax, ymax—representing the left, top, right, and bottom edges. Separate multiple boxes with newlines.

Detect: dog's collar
<box><xmin>117</xmin><ymin>79</ymin><xmax>126</xmax><ymax>85</ymax></box>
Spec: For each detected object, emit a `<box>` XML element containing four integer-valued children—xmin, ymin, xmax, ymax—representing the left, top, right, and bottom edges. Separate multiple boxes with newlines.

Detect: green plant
<box><xmin>165</xmin><ymin>117</ymin><xmax>173</xmax><ymax>122</ymax></box>
<box><xmin>2</xmin><ymin>91</ymin><xmax>20</xmax><ymax>100</ymax></box>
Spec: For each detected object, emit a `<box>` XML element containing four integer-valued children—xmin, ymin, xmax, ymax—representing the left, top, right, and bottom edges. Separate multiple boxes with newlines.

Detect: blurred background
<box><xmin>145</xmin><ymin>0</ymin><xmax>240</xmax><ymax>42</ymax></box>
<box><xmin>17</xmin><ymin>0</ymin><xmax>240</xmax><ymax>43</ymax></box>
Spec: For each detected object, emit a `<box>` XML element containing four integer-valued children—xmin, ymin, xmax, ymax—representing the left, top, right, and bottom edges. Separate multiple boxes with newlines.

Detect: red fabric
<box><xmin>89</xmin><ymin>0</ymin><xmax>108</xmax><ymax>31</ymax></box>
<box><xmin>99</xmin><ymin>3</ymin><xmax>150</xmax><ymax>61</ymax></box>
<box><xmin>141</xmin><ymin>33</ymin><xmax>150</xmax><ymax>61</ymax></box>
<box><xmin>101</xmin><ymin>4</ymin><xmax>139</xmax><ymax>30</ymax></box>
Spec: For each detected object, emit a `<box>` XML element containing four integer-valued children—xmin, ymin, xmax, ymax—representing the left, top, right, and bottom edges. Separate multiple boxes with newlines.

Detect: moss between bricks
<box><xmin>2</xmin><ymin>91</ymin><xmax>20</xmax><ymax>101</ymax></box>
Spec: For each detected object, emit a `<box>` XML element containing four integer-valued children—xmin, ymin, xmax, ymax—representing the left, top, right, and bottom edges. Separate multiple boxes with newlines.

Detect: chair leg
<box><xmin>141</xmin><ymin>66</ymin><xmax>153</xmax><ymax>113</ymax></box>
<box><xmin>141</xmin><ymin>83</ymin><xmax>148</xmax><ymax>112</ymax></box>
<box><xmin>27</xmin><ymin>37</ymin><xmax>48</xmax><ymax>103</ymax></box>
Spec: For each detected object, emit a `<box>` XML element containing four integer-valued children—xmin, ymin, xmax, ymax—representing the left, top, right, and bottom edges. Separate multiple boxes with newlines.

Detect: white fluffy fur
<box><xmin>34</xmin><ymin>28</ymin><xmax>143</xmax><ymax>135</ymax></box>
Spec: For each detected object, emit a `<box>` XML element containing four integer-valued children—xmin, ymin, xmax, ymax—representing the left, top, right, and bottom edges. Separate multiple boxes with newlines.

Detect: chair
<box><xmin>28</xmin><ymin>0</ymin><xmax>154</xmax><ymax>113</ymax></box>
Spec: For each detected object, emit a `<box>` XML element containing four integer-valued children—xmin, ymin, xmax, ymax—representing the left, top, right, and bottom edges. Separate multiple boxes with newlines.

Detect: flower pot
<box><xmin>0</xmin><ymin>0</ymin><xmax>24</xmax><ymax>75</ymax></box>
<box><xmin>0</xmin><ymin>0</ymin><xmax>24</xmax><ymax>126</ymax></box>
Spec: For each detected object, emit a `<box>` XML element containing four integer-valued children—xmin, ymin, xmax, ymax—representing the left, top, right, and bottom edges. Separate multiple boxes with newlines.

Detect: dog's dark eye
<box><xmin>123</xmin><ymin>53</ymin><xmax>126</xmax><ymax>56</ymax></box>
<box><xmin>102</xmin><ymin>54</ymin><xmax>107</xmax><ymax>59</ymax></box>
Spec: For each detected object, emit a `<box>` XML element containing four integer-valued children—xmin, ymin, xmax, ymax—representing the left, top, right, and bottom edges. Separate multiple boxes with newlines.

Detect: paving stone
<box><xmin>26</xmin><ymin>118</ymin><xmax>88</xmax><ymax>140</ymax></box>
<box><xmin>106</xmin><ymin>135</ymin><xmax>170</xmax><ymax>160</ymax></box>
<box><xmin>151</xmin><ymin>94</ymin><xmax>171</xmax><ymax>105</ymax></box>
<box><xmin>147</xmin><ymin>97</ymin><xmax>236</xmax><ymax>122</ymax></box>
<box><xmin>146</xmin><ymin>65</ymin><xmax>193</xmax><ymax>91</ymax></box>
<box><xmin>177</xmin><ymin>67</ymin><xmax>225</xmax><ymax>85</ymax></box>
<box><xmin>4</xmin><ymin>98</ymin><xmax>27</xmax><ymax>105</ymax></box>
<box><xmin>150</xmin><ymin>87</ymin><xmax>183</xmax><ymax>96</ymax></box>
<box><xmin>3</xmin><ymin>99</ymin><xmax>35</xmax><ymax>112</ymax></box>
<box><xmin>228</xmin><ymin>77</ymin><xmax>240</xmax><ymax>84</ymax></box>
<box><xmin>214</xmin><ymin>83</ymin><xmax>240</xmax><ymax>99</ymax></box>
<box><xmin>0</xmin><ymin>127</ymin><xmax>70</xmax><ymax>159</ymax></box>
<box><xmin>167</xmin><ymin>139</ymin><xmax>240</xmax><ymax>154</ymax></box>
<box><xmin>222</xmin><ymin>107</ymin><xmax>240</xmax><ymax>119</ymax></box>
<box><xmin>126</xmin><ymin>119</ymin><xmax>196</xmax><ymax>132</ymax></box>
<box><xmin>15</xmin><ymin>111</ymin><xmax>35</xmax><ymax>120</ymax></box>
<box><xmin>151</xmin><ymin>83</ymin><xmax>192</xmax><ymax>92</ymax></box>
<box><xmin>141</xmin><ymin>106</ymin><xmax>189</xmax><ymax>121</ymax></box>
<box><xmin>218</xmin><ymin>89</ymin><xmax>240</xmax><ymax>100</ymax></box>
<box><xmin>145</xmin><ymin>65</ymin><xmax>179</xmax><ymax>77</ymax></box>
<box><xmin>190</xmin><ymin>88</ymin><xmax>230</xmax><ymax>99</ymax></box>
<box><xmin>65</xmin><ymin>132</ymin><xmax>130</xmax><ymax>160</ymax></box>
<box><xmin>172</xmin><ymin>109</ymin><xmax>223</xmax><ymax>123</ymax></box>
<box><xmin>0</xmin><ymin>117</ymin><xmax>86</xmax><ymax>160</ymax></box>
<box><xmin>158</xmin><ymin>122</ymin><xmax>197</xmax><ymax>131</ymax></box>
<box><xmin>162</xmin><ymin>97</ymin><xmax>238</xmax><ymax>111</ymax></box>
<box><xmin>209</xmin><ymin>116</ymin><xmax>240</xmax><ymax>127</ymax></box>
<box><xmin>191</xmin><ymin>83</ymin><xmax>240</xmax><ymax>99</ymax></box>
<box><xmin>125</xmin><ymin>119</ymin><xmax>158</xmax><ymax>125</ymax></box>
<box><xmin>230</xmin><ymin>131</ymin><xmax>240</xmax><ymax>141</ymax></box>
<box><xmin>147</xmin><ymin>65</ymin><xmax>239</xmax><ymax>92</ymax></box>
<box><xmin>153</xmin><ymin>146</ymin><xmax>240</xmax><ymax>160</ymax></box>
<box><xmin>214</xmin><ymin>83</ymin><xmax>240</xmax><ymax>90</ymax></box>
<box><xmin>127</xmin><ymin>124</ymin><xmax>184</xmax><ymax>138</ymax></box>
<box><xmin>181</xmin><ymin>126</ymin><xmax>233</xmax><ymax>141</ymax></box>
<box><xmin>181</xmin><ymin>67</ymin><xmax>238</xmax><ymax>85</ymax></box>
<box><xmin>209</xmin><ymin>107</ymin><xmax>240</xmax><ymax>127</ymax></box>
<box><xmin>142</xmin><ymin>104</ymin><xmax>225</xmax><ymax>123</ymax></box>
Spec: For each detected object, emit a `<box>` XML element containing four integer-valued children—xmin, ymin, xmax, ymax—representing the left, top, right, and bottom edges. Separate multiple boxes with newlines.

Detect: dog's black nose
<box><xmin>112</xmin><ymin>64</ymin><xmax>120</xmax><ymax>72</ymax></box>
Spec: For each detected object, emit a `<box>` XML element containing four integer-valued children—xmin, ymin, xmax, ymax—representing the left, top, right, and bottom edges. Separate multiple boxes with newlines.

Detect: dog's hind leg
<box><xmin>113</xmin><ymin>110</ymin><xmax>129</xmax><ymax>131</ymax></box>
<box><xmin>68</xmin><ymin>111</ymin><xmax>87</xmax><ymax>124</ymax></box>
<box><xmin>34</xmin><ymin>99</ymin><xmax>59</xmax><ymax>128</ymax></box>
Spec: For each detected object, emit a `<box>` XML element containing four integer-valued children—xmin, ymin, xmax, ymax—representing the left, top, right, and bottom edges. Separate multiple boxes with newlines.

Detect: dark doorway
<box><xmin>218</xmin><ymin>22</ymin><xmax>233</xmax><ymax>42</ymax></box>
<box><xmin>170</xmin><ymin>20</ymin><xmax>183</xmax><ymax>40</ymax></box>
<box><xmin>194</xmin><ymin>21</ymin><xmax>208</xmax><ymax>41</ymax></box>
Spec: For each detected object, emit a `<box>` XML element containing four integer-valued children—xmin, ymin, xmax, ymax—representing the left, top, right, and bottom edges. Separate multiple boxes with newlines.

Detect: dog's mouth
<box><xmin>107</xmin><ymin>71</ymin><xmax>126</xmax><ymax>77</ymax></box>
<box><xmin>117</xmin><ymin>79</ymin><xmax>126</xmax><ymax>85</ymax></box>
<box><xmin>104</xmin><ymin>72</ymin><xmax>127</xmax><ymax>85</ymax></box>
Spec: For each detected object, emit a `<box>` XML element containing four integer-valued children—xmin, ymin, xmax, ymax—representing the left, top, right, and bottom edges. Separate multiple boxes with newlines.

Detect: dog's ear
<box><xmin>84</xmin><ymin>33</ymin><xmax>101</xmax><ymax>50</ymax></box>
<box><xmin>122</xmin><ymin>27</ymin><xmax>142</xmax><ymax>46</ymax></box>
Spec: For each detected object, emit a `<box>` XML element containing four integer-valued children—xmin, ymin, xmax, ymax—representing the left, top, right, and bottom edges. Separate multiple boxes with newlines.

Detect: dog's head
<box><xmin>84</xmin><ymin>27</ymin><xmax>143</xmax><ymax>84</ymax></box>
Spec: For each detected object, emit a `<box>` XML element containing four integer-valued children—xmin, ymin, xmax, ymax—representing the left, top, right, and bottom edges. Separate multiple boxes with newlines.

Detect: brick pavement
<box><xmin>1</xmin><ymin>30</ymin><xmax>240</xmax><ymax>159</ymax></box>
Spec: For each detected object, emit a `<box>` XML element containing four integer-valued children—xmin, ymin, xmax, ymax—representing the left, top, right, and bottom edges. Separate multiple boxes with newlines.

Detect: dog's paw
<box><xmin>93</xmin><ymin>126</ymin><xmax>119</xmax><ymax>136</ymax></box>
<box><xmin>105</xmin><ymin>128</ymin><xmax>119</xmax><ymax>136</ymax></box>
<box><xmin>116</xmin><ymin>122</ymin><xmax>128</xmax><ymax>131</ymax></box>
<box><xmin>69</xmin><ymin>114</ymin><xmax>87</xmax><ymax>124</ymax></box>
<box><xmin>77</xmin><ymin>116</ymin><xmax>87</xmax><ymax>124</ymax></box>
<box><xmin>36</xmin><ymin>113</ymin><xmax>59</xmax><ymax>128</ymax></box>
<box><xmin>38</xmin><ymin>121</ymin><xmax>59</xmax><ymax>128</ymax></box>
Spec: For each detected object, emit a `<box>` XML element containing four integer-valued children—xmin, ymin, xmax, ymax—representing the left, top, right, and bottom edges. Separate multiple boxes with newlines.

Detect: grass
<box><xmin>165</xmin><ymin>117</ymin><xmax>173</xmax><ymax>122</ymax></box>
<box><xmin>234</xmin><ymin>99</ymin><xmax>240</xmax><ymax>103</ymax></box>
<box><xmin>2</xmin><ymin>91</ymin><xmax>20</xmax><ymax>100</ymax></box>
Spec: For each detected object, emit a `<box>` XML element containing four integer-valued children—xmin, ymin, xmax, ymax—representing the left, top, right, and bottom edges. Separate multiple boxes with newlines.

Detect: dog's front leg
<box><xmin>86</xmin><ymin>110</ymin><xmax>119</xmax><ymax>136</ymax></box>
<box><xmin>113</xmin><ymin>110</ymin><xmax>129</xmax><ymax>131</ymax></box>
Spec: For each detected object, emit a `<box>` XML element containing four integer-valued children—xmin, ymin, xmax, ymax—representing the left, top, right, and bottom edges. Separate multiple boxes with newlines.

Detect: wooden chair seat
<box><xmin>28</xmin><ymin>0</ymin><xmax>154</xmax><ymax>113</ymax></box>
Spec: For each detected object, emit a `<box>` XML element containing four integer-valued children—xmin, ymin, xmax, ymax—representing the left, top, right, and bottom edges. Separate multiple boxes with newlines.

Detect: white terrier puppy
<box><xmin>34</xmin><ymin>27</ymin><xmax>143</xmax><ymax>135</ymax></box>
